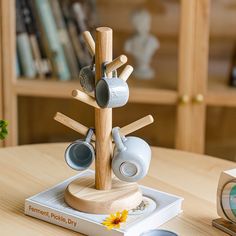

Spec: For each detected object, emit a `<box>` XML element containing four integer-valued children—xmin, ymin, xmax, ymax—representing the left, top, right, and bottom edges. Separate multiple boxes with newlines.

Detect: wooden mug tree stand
<box><xmin>54</xmin><ymin>27</ymin><xmax>154</xmax><ymax>214</ymax></box>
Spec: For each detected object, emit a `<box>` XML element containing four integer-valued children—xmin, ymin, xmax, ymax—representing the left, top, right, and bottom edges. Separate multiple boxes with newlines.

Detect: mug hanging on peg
<box><xmin>79</xmin><ymin>57</ymin><xmax>95</xmax><ymax>93</ymax></box>
<box><xmin>112</xmin><ymin>127</ymin><xmax>151</xmax><ymax>182</ymax></box>
<box><xmin>64</xmin><ymin>128</ymin><xmax>95</xmax><ymax>171</ymax></box>
<box><xmin>95</xmin><ymin>66</ymin><xmax>129</xmax><ymax>108</ymax></box>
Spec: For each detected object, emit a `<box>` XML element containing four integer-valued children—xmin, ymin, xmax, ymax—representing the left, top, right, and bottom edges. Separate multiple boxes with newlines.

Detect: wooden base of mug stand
<box><xmin>64</xmin><ymin>175</ymin><xmax>142</xmax><ymax>214</ymax></box>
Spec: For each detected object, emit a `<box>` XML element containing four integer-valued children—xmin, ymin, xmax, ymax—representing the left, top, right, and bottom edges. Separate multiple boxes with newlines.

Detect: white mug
<box><xmin>112</xmin><ymin>127</ymin><xmax>151</xmax><ymax>182</ymax></box>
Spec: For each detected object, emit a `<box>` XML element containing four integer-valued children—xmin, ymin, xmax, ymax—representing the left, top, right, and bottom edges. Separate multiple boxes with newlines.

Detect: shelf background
<box><xmin>2</xmin><ymin>0</ymin><xmax>236</xmax><ymax>161</ymax></box>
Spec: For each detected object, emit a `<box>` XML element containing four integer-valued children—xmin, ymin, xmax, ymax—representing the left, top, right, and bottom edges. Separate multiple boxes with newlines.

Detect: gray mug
<box><xmin>65</xmin><ymin>128</ymin><xmax>95</xmax><ymax>171</ymax></box>
<box><xmin>95</xmin><ymin>70</ymin><xmax>129</xmax><ymax>108</ymax></box>
<box><xmin>79</xmin><ymin>64</ymin><xmax>95</xmax><ymax>93</ymax></box>
<box><xmin>112</xmin><ymin>127</ymin><xmax>151</xmax><ymax>182</ymax></box>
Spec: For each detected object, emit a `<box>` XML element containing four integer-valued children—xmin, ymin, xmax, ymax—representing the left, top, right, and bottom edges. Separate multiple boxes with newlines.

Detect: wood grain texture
<box><xmin>105</xmin><ymin>55</ymin><xmax>127</xmax><ymax>74</ymax></box>
<box><xmin>129</xmin><ymin>87</ymin><xmax>178</xmax><ymax>104</ymax></box>
<box><xmin>176</xmin><ymin>0</ymin><xmax>210</xmax><ymax>153</ymax></box>
<box><xmin>82</xmin><ymin>31</ymin><xmax>95</xmax><ymax>56</ymax></box>
<box><xmin>64</xmin><ymin>175</ymin><xmax>142</xmax><ymax>214</ymax></box>
<box><xmin>54</xmin><ymin>112</ymin><xmax>96</xmax><ymax>141</ymax></box>
<box><xmin>119</xmin><ymin>65</ymin><xmax>133</xmax><ymax>81</ymax></box>
<box><xmin>190</xmin><ymin>0</ymin><xmax>210</xmax><ymax>153</ymax></box>
<box><xmin>54</xmin><ymin>113</ymin><xmax>153</xmax><ymax>141</ymax></box>
<box><xmin>120</xmin><ymin>115</ymin><xmax>154</xmax><ymax>136</ymax></box>
<box><xmin>72</xmin><ymin>89</ymin><xmax>99</xmax><ymax>108</ymax></box>
<box><xmin>0</xmin><ymin>1</ymin><xmax>3</xmax><ymax>148</ymax></box>
<box><xmin>1</xmin><ymin>0</ymin><xmax>17</xmax><ymax>146</ymax></box>
<box><xmin>95</xmin><ymin>27</ymin><xmax>113</xmax><ymax>190</ymax></box>
<box><xmin>207</xmin><ymin>78</ymin><xmax>236</xmax><ymax>107</ymax></box>
<box><xmin>176</xmin><ymin>0</ymin><xmax>196</xmax><ymax>152</ymax></box>
<box><xmin>0</xmin><ymin>143</ymin><xmax>235</xmax><ymax>235</ymax></box>
<box><xmin>97</xmin><ymin>0</ymin><xmax>236</xmax><ymax>39</ymax></box>
<box><xmin>14</xmin><ymin>79</ymin><xmax>178</xmax><ymax>105</ymax></box>
<box><xmin>212</xmin><ymin>218</ymin><xmax>236</xmax><ymax>236</ymax></box>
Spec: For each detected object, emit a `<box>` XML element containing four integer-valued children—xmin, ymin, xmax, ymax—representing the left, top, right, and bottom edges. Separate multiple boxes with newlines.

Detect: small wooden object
<box><xmin>54</xmin><ymin>112</ymin><xmax>96</xmax><ymax>141</ymax></box>
<box><xmin>82</xmin><ymin>31</ymin><xmax>95</xmax><ymax>56</ymax></box>
<box><xmin>72</xmin><ymin>89</ymin><xmax>99</xmax><ymax>108</ymax></box>
<box><xmin>54</xmin><ymin>112</ymin><xmax>154</xmax><ymax>141</ymax></box>
<box><xmin>120</xmin><ymin>115</ymin><xmax>154</xmax><ymax>136</ymax></box>
<box><xmin>105</xmin><ymin>55</ymin><xmax>127</xmax><ymax>74</ymax></box>
<box><xmin>54</xmin><ymin>27</ymin><xmax>154</xmax><ymax>214</ymax></box>
<box><xmin>119</xmin><ymin>65</ymin><xmax>134</xmax><ymax>81</ymax></box>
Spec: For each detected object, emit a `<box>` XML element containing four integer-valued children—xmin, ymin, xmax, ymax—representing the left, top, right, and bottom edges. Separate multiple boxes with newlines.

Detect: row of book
<box><xmin>16</xmin><ymin>0</ymin><xmax>97</xmax><ymax>81</ymax></box>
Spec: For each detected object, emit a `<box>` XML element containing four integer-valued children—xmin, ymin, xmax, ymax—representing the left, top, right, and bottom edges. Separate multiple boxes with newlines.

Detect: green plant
<box><xmin>0</xmin><ymin>120</ymin><xmax>8</xmax><ymax>140</ymax></box>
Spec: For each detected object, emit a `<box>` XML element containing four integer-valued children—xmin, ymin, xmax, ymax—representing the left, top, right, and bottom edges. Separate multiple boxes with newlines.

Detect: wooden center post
<box><xmin>95</xmin><ymin>27</ymin><xmax>113</xmax><ymax>190</ymax></box>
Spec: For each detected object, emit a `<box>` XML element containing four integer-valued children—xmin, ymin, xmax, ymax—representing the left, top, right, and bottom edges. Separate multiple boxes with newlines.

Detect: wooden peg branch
<box><xmin>54</xmin><ymin>112</ymin><xmax>96</xmax><ymax>141</ymax></box>
<box><xmin>105</xmin><ymin>55</ymin><xmax>127</xmax><ymax>74</ymax></box>
<box><xmin>54</xmin><ymin>112</ymin><xmax>153</xmax><ymax>143</ymax></box>
<box><xmin>72</xmin><ymin>89</ymin><xmax>99</xmax><ymax>108</ymax></box>
<box><xmin>119</xmin><ymin>65</ymin><xmax>133</xmax><ymax>81</ymax></box>
<box><xmin>120</xmin><ymin>115</ymin><xmax>154</xmax><ymax>136</ymax></box>
<box><xmin>82</xmin><ymin>31</ymin><xmax>95</xmax><ymax>56</ymax></box>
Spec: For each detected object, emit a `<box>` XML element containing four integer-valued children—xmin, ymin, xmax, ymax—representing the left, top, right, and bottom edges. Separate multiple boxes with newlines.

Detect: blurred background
<box><xmin>1</xmin><ymin>0</ymin><xmax>236</xmax><ymax>161</ymax></box>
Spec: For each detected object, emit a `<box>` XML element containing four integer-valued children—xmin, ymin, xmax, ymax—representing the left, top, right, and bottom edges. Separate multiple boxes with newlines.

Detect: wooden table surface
<box><xmin>0</xmin><ymin>143</ymin><xmax>235</xmax><ymax>235</ymax></box>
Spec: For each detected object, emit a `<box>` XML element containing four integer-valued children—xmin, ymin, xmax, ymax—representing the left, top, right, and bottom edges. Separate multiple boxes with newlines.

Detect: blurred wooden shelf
<box><xmin>129</xmin><ymin>87</ymin><xmax>177</xmax><ymax>105</ymax></box>
<box><xmin>15</xmin><ymin>78</ymin><xmax>78</xmax><ymax>98</ymax></box>
<box><xmin>15</xmin><ymin>78</ymin><xmax>178</xmax><ymax>105</ymax></box>
<box><xmin>1</xmin><ymin>0</ymin><xmax>212</xmax><ymax>155</ymax></box>
<box><xmin>207</xmin><ymin>77</ymin><xmax>236</xmax><ymax>107</ymax></box>
<box><xmin>15</xmin><ymin>77</ymin><xmax>236</xmax><ymax>107</ymax></box>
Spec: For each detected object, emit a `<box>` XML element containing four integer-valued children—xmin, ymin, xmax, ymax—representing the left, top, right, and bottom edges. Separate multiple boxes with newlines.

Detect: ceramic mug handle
<box><xmin>85</xmin><ymin>128</ymin><xmax>95</xmax><ymax>143</ymax></box>
<box><xmin>102</xmin><ymin>62</ymin><xmax>118</xmax><ymax>78</ymax></box>
<box><xmin>112</xmin><ymin>127</ymin><xmax>126</xmax><ymax>152</ymax></box>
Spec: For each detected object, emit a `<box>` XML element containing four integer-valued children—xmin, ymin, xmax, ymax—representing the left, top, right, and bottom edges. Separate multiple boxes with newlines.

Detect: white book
<box><xmin>24</xmin><ymin>170</ymin><xmax>183</xmax><ymax>236</ymax></box>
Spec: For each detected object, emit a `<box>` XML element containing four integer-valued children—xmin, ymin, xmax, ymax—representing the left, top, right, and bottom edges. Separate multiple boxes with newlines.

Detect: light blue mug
<box><xmin>95</xmin><ymin>70</ymin><xmax>129</xmax><ymax>108</ymax></box>
<box><xmin>65</xmin><ymin>128</ymin><xmax>95</xmax><ymax>171</ymax></box>
<box><xmin>112</xmin><ymin>127</ymin><xmax>151</xmax><ymax>182</ymax></box>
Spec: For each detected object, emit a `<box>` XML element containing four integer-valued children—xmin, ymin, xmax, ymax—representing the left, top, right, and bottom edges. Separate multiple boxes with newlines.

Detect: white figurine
<box><xmin>125</xmin><ymin>9</ymin><xmax>160</xmax><ymax>80</ymax></box>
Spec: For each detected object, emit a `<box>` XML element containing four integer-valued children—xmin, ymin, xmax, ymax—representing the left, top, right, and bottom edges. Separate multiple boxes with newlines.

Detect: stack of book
<box><xmin>16</xmin><ymin>0</ymin><xmax>97</xmax><ymax>81</ymax></box>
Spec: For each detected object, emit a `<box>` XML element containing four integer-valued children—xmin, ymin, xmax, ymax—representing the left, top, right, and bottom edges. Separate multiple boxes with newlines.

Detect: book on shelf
<box><xmin>50</xmin><ymin>0</ymin><xmax>80</xmax><ymax>79</ymax></box>
<box><xmin>34</xmin><ymin>0</ymin><xmax>71</xmax><ymax>81</ymax></box>
<box><xmin>16</xmin><ymin>0</ymin><xmax>97</xmax><ymax>81</ymax></box>
<box><xmin>60</xmin><ymin>0</ymin><xmax>91</xmax><ymax>68</ymax></box>
<box><xmin>26</xmin><ymin>0</ymin><xmax>53</xmax><ymax>77</ymax></box>
<box><xmin>72</xmin><ymin>1</ymin><xmax>91</xmax><ymax>65</ymax></box>
<box><xmin>16</xmin><ymin>0</ymin><xmax>37</xmax><ymax>79</ymax></box>
<box><xmin>20</xmin><ymin>0</ymin><xmax>52</xmax><ymax>78</ymax></box>
<box><xmin>25</xmin><ymin>170</ymin><xmax>183</xmax><ymax>236</ymax></box>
